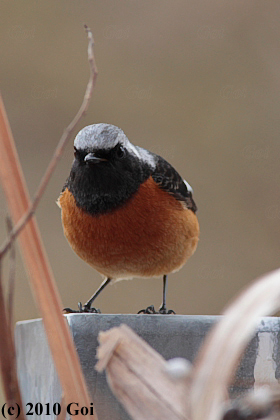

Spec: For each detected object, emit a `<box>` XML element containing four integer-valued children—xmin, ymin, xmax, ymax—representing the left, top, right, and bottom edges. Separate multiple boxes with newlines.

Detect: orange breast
<box><xmin>58</xmin><ymin>177</ymin><xmax>199</xmax><ymax>279</ymax></box>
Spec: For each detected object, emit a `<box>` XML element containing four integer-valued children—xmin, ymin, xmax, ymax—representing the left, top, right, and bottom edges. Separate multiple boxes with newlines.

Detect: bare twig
<box><xmin>6</xmin><ymin>216</ymin><xmax>16</xmax><ymax>327</ymax></box>
<box><xmin>0</xmin><ymin>24</ymin><xmax>98</xmax><ymax>259</ymax></box>
<box><xmin>0</xmin><ymin>261</ymin><xmax>26</xmax><ymax>420</ymax></box>
<box><xmin>0</xmin><ymin>27</ymin><xmax>98</xmax><ymax>419</ymax></box>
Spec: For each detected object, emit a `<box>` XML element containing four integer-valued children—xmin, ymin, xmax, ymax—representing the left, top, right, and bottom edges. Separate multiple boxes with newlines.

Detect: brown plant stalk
<box><xmin>6</xmin><ymin>216</ymin><xmax>16</xmax><ymax>328</ymax></box>
<box><xmin>0</xmin><ymin>261</ymin><xmax>25</xmax><ymax>420</ymax></box>
<box><xmin>0</xmin><ymin>25</ymin><xmax>98</xmax><ymax>419</ymax></box>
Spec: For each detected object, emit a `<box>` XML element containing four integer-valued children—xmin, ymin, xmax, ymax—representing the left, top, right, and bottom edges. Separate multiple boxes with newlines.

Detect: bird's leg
<box><xmin>83</xmin><ymin>277</ymin><xmax>112</xmax><ymax>311</ymax></box>
<box><xmin>158</xmin><ymin>275</ymin><xmax>175</xmax><ymax>314</ymax></box>
<box><xmin>63</xmin><ymin>277</ymin><xmax>112</xmax><ymax>314</ymax></box>
<box><xmin>138</xmin><ymin>275</ymin><xmax>176</xmax><ymax>315</ymax></box>
<box><xmin>158</xmin><ymin>274</ymin><xmax>168</xmax><ymax>313</ymax></box>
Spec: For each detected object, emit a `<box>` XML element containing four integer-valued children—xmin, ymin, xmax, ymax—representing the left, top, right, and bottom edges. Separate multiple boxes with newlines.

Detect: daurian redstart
<box><xmin>58</xmin><ymin>123</ymin><xmax>199</xmax><ymax>314</ymax></box>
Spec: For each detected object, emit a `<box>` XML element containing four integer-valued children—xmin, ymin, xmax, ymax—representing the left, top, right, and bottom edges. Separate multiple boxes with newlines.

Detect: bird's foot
<box><xmin>137</xmin><ymin>304</ymin><xmax>176</xmax><ymax>315</ymax></box>
<box><xmin>158</xmin><ymin>304</ymin><xmax>176</xmax><ymax>315</ymax></box>
<box><xmin>138</xmin><ymin>304</ymin><xmax>157</xmax><ymax>314</ymax></box>
<box><xmin>63</xmin><ymin>302</ymin><xmax>101</xmax><ymax>314</ymax></box>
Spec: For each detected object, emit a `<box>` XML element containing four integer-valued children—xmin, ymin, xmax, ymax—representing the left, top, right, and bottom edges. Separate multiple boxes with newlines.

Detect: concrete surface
<box><xmin>15</xmin><ymin>314</ymin><xmax>280</xmax><ymax>420</ymax></box>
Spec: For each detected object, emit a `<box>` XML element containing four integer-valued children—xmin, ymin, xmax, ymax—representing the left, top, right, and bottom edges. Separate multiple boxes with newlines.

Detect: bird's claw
<box><xmin>78</xmin><ymin>301</ymin><xmax>101</xmax><ymax>313</ymax></box>
<box><xmin>159</xmin><ymin>306</ymin><xmax>176</xmax><ymax>315</ymax></box>
<box><xmin>138</xmin><ymin>304</ymin><xmax>157</xmax><ymax>314</ymax></box>
<box><xmin>138</xmin><ymin>304</ymin><xmax>176</xmax><ymax>315</ymax></box>
<box><xmin>63</xmin><ymin>302</ymin><xmax>101</xmax><ymax>314</ymax></box>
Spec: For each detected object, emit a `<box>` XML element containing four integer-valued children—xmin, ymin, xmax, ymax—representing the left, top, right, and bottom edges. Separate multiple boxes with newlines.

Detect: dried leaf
<box><xmin>96</xmin><ymin>324</ymin><xmax>190</xmax><ymax>420</ymax></box>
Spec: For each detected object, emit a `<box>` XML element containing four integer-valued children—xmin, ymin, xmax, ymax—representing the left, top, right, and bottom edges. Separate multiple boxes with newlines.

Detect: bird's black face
<box><xmin>74</xmin><ymin>142</ymin><xmax>129</xmax><ymax>171</ymax></box>
<box><xmin>66</xmin><ymin>142</ymin><xmax>151</xmax><ymax>215</ymax></box>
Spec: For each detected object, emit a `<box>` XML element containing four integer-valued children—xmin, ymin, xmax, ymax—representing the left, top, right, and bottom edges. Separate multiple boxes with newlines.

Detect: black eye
<box><xmin>74</xmin><ymin>146</ymin><xmax>78</xmax><ymax>157</ymax></box>
<box><xmin>116</xmin><ymin>145</ymin><xmax>125</xmax><ymax>159</ymax></box>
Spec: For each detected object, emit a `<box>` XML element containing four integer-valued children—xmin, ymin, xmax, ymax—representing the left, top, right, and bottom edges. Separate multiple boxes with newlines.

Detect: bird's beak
<box><xmin>84</xmin><ymin>152</ymin><xmax>108</xmax><ymax>164</ymax></box>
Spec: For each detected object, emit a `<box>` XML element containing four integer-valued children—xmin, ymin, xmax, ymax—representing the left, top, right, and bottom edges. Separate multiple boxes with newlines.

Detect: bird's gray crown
<box><xmin>74</xmin><ymin>123</ymin><xmax>127</xmax><ymax>150</ymax></box>
<box><xmin>74</xmin><ymin>123</ymin><xmax>156</xmax><ymax>168</ymax></box>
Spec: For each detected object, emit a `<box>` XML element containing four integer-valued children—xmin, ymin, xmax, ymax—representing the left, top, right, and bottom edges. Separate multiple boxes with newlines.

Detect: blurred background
<box><xmin>1</xmin><ymin>1</ymin><xmax>280</xmax><ymax>323</ymax></box>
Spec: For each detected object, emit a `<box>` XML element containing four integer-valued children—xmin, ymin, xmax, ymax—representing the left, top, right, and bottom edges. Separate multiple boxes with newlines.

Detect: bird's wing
<box><xmin>151</xmin><ymin>155</ymin><xmax>197</xmax><ymax>213</ymax></box>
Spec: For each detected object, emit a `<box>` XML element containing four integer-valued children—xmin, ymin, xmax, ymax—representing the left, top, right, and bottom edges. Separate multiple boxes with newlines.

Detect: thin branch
<box><xmin>0</xmin><ymin>26</ymin><xmax>98</xmax><ymax>419</ymax></box>
<box><xmin>6</xmin><ymin>216</ymin><xmax>16</xmax><ymax>328</ymax></box>
<box><xmin>0</xmin><ymin>24</ymin><xmax>98</xmax><ymax>259</ymax></box>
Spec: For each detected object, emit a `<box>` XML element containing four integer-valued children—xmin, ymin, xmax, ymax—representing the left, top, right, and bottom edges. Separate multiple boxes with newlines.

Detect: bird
<box><xmin>58</xmin><ymin>123</ymin><xmax>199</xmax><ymax>314</ymax></box>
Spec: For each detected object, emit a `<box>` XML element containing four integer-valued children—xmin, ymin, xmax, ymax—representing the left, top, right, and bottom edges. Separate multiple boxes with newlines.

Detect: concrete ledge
<box><xmin>15</xmin><ymin>314</ymin><xmax>280</xmax><ymax>420</ymax></box>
